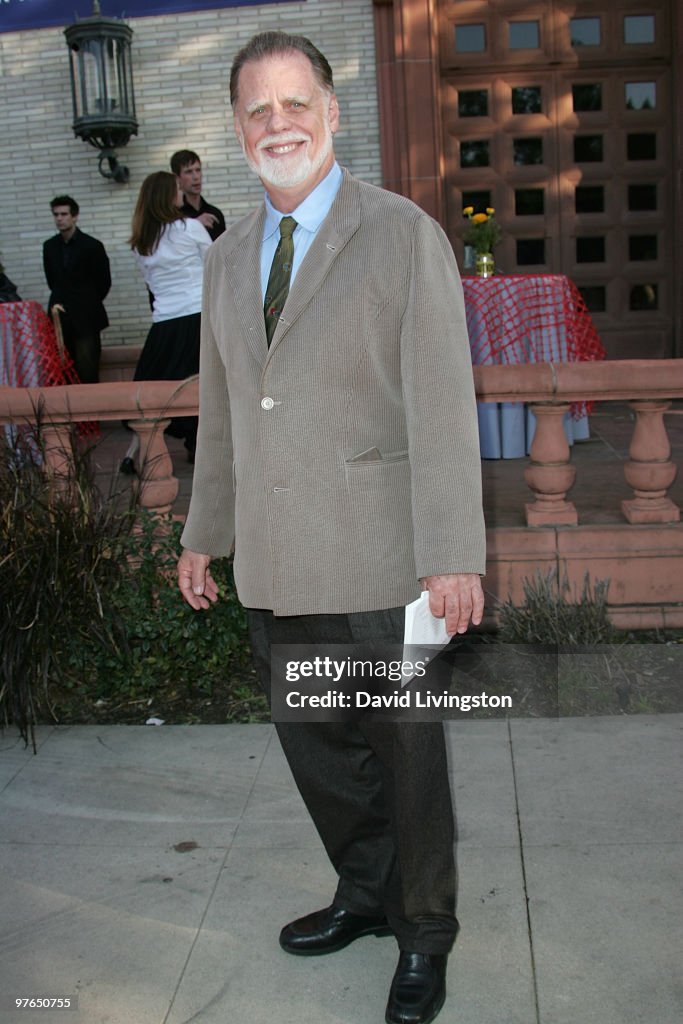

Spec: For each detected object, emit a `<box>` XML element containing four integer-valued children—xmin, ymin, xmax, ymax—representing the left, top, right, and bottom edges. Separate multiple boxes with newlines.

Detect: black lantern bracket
<box><xmin>65</xmin><ymin>1</ymin><xmax>138</xmax><ymax>183</ymax></box>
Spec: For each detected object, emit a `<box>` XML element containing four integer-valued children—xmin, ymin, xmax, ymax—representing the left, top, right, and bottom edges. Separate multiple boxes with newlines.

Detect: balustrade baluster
<box><xmin>622</xmin><ymin>400</ymin><xmax>680</xmax><ymax>523</ymax></box>
<box><xmin>130</xmin><ymin>418</ymin><xmax>179</xmax><ymax>518</ymax></box>
<box><xmin>523</xmin><ymin>403</ymin><xmax>578</xmax><ymax>526</ymax></box>
<box><xmin>42</xmin><ymin>423</ymin><xmax>73</xmax><ymax>497</ymax></box>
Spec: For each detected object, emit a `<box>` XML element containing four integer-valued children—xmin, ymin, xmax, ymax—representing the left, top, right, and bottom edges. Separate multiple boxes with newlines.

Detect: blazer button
<box><xmin>261</xmin><ymin>397</ymin><xmax>275</xmax><ymax>410</ymax></box>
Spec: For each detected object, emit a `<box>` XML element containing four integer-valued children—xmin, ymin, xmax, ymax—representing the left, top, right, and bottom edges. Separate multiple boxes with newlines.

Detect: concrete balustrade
<box><xmin>473</xmin><ymin>360</ymin><xmax>683</xmax><ymax>527</ymax></box>
<box><xmin>0</xmin><ymin>377</ymin><xmax>198</xmax><ymax>521</ymax></box>
<box><xmin>3</xmin><ymin>361</ymin><xmax>683</xmax><ymax>627</ymax></box>
<box><xmin>2</xmin><ymin>363</ymin><xmax>683</xmax><ymax>527</ymax></box>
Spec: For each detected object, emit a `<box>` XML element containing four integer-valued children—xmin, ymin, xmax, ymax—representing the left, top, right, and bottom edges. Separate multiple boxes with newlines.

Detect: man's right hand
<box><xmin>177</xmin><ymin>548</ymin><xmax>219</xmax><ymax>610</ymax></box>
<box><xmin>197</xmin><ymin>212</ymin><xmax>218</xmax><ymax>232</ymax></box>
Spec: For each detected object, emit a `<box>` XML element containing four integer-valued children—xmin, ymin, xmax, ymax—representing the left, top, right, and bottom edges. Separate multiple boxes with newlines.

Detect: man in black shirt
<box><xmin>42</xmin><ymin>195</ymin><xmax>111</xmax><ymax>384</ymax></box>
<box><xmin>170</xmin><ymin>149</ymin><xmax>226</xmax><ymax>241</ymax></box>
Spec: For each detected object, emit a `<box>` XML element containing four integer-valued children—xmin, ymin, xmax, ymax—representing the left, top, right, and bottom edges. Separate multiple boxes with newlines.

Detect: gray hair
<box><xmin>230</xmin><ymin>31</ymin><xmax>334</xmax><ymax>107</ymax></box>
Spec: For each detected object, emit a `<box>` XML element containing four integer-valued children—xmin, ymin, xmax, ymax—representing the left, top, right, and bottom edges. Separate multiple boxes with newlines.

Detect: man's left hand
<box><xmin>420</xmin><ymin>573</ymin><xmax>485</xmax><ymax>635</ymax></box>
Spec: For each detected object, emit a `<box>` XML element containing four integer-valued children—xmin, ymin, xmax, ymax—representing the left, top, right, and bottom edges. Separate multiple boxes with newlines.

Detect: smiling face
<box><xmin>232</xmin><ymin>50</ymin><xmax>339</xmax><ymax>211</ymax></box>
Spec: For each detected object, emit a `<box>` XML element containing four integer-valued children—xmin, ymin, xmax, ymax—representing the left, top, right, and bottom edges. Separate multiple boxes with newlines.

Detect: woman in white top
<box><xmin>122</xmin><ymin>171</ymin><xmax>212</xmax><ymax>472</ymax></box>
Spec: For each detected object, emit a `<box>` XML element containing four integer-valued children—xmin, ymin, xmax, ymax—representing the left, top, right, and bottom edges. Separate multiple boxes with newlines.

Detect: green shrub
<box><xmin>59</xmin><ymin>514</ymin><xmax>259</xmax><ymax>719</ymax></box>
<box><xmin>1</xmin><ymin>423</ymin><xmax>263</xmax><ymax>749</ymax></box>
<box><xmin>0</xmin><ymin>424</ymin><xmax>134</xmax><ymax>746</ymax></box>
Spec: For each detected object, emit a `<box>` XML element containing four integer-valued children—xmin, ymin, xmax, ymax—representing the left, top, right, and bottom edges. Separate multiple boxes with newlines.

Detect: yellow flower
<box><xmin>462</xmin><ymin>206</ymin><xmax>502</xmax><ymax>253</ymax></box>
<box><xmin>462</xmin><ymin>206</ymin><xmax>474</xmax><ymax>216</ymax></box>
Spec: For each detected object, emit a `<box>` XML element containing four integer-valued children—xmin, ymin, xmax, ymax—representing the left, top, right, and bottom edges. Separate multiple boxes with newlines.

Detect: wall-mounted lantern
<box><xmin>64</xmin><ymin>1</ymin><xmax>138</xmax><ymax>183</ymax></box>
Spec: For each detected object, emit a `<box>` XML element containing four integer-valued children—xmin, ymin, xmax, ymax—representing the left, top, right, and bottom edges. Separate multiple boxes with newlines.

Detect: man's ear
<box><xmin>233</xmin><ymin>116</ymin><xmax>243</xmax><ymax>148</ymax></box>
<box><xmin>328</xmin><ymin>93</ymin><xmax>340</xmax><ymax>135</ymax></box>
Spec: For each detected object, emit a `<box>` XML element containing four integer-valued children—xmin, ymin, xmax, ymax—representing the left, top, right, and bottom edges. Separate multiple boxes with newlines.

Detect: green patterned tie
<box><xmin>264</xmin><ymin>216</ymin><xmax>297</xmax><ymax>346</ymax></box>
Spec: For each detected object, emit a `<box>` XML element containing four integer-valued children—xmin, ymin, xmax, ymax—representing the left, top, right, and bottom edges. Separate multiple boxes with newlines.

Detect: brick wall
<box><xmin>0</xmin><ymin>0</ymin><xmax>381</xmax><ymax>348</ymax></box>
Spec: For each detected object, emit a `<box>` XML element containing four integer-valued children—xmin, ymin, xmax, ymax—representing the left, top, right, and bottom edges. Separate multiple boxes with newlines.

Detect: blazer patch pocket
<box><xmin>344</xmin><ymin>451</ymin><xmax>410</xmax><ymax>496</ymax></box>
<box><xmin>345</xmin><ymin>448</ymin><xmax>408</xmax><ymax>467</ymax></box>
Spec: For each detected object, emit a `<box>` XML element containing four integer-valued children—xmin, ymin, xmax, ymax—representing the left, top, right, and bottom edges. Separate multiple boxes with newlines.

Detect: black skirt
<box><xmin>133</xmin><ymin>311</ymin><xmax>200</xmax><ymax>449</ymax></box>
<box><xmin>134</xmin><ymin>311</ymin><xmax>200</xmax><ymax>382</ymax></box>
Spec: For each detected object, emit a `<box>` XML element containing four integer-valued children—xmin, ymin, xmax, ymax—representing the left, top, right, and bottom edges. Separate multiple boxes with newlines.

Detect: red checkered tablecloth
<box><xmin>0</xmin><ymin>300</ymin><xmax>79</xmax><ymax>387</ymax></box>
<box><xmin>463</xmin><ymin>274</ymin><xmax>606</xmax><ymax>366</ymax></box>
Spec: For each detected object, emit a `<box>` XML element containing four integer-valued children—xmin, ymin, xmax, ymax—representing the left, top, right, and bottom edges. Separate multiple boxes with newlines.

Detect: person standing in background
<box><xmin>170</xmin><ymin>149</ymin><xmax>226</xmax><ymax>241</ymax></box>
<box><xmin>43</xmin><ymin>196</ymin><xmax>111</xmax><ymax>383</ymax></box>
<box><xmin>0</xmin><ymin>261</ymin><xmax>21</xmax><ymax>304</ymax></box>
<box><xmin>120</xmin><ymin>171</ymin><xmax>211</xmax><ymax>474</ymax></box>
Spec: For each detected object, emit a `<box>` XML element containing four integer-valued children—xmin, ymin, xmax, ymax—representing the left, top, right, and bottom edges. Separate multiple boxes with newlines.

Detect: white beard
<box><xmin>241</xmin><ymin>122</ymin><xmax>334</xmax><ymax>190</ymax></box>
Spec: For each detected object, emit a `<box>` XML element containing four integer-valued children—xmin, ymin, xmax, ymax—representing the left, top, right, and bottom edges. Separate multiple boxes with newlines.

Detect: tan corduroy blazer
<box><xmin>181</xmin><ymin>169</ymin><xmax>486</xmax><ymax>616</ymax></box>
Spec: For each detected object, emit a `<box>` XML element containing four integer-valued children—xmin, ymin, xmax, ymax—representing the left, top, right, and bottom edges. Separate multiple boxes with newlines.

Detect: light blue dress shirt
<box><xmin>260</xmin><ymin>162</ymin><xmax>344</xmax><ymax>300</ymax></box>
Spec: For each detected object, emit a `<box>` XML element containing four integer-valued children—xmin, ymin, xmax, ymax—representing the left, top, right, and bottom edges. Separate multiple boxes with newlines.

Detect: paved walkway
<box><xmin>1</xmin><ymin>715</ymin><xmax>681</xmax><ymax>1023</ymax></box>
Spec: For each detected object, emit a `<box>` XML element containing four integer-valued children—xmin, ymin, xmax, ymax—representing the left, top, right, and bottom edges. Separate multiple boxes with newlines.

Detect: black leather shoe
<box><xmin>385</xmin><ymin>952</ymin><xmax>448</xmax><ymax>1024</ymax></box>
<box><xmin>119</xmin><ymin>457</ymin><xmax>136</xmax><ymax>475</ymax></box>
<box><xmin>279</xmin><ymin>904</ymin><xmax>392</xmax><ymax>956</ymax></box>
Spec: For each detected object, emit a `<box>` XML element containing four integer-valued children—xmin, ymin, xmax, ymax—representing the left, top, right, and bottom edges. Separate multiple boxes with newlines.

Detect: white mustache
<box><xmin>257</xmin><ymin>132</ymin><xmax>310</xmax><ymax>152</ymax></box>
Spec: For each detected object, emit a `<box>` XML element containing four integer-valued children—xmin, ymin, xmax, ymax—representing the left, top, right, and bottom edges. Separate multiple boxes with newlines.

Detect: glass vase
<box><xmin>475</xmin><ymin>252</ymin><xmax>495</xmax><ymax>278</ymax></box>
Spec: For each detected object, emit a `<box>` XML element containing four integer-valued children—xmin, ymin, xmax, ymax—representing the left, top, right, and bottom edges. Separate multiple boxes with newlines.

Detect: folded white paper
<box><xmin>403</xmin><ymin>590</ymin><xmax>451</xmax><ymax>647</ymax></box>
<box><xmin>401</xmin><ymin>591</ymin><xmax>451</xmax><ymax>685</ymax></box>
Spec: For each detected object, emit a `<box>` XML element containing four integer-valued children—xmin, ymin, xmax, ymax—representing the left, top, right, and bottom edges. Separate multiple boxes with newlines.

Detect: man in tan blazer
<box><xmin>177</xmin><ymin>31</ymin><xmax>486</xmax><ymax>1024</ymax></box>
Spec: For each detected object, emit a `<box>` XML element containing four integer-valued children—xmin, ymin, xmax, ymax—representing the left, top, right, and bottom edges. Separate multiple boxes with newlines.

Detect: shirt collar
<box><xmin>262</xmin><ymin>162</ymin><xmax>343</xmax><ymax>240</ymax></box>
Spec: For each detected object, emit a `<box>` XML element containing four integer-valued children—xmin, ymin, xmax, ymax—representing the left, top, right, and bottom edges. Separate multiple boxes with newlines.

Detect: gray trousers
<box><xmin>247</xmin><ymin>606</ymin><xmax>459</xmax><ymax>954</ymax></box>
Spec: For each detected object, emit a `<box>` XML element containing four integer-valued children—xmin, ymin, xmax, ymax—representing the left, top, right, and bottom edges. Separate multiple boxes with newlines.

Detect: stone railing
<box><xmin>0</xmin><ymin>377</ymin><xmax>199</xmax><ymax>518</ymax></box>
<box><xmin>473</xmin><ymin>360</ymin><xmax>683</xmax><ymax>527</ymax></box>
<box><xmin>4</xmin><ymin>360</ymin><xmax>683</xmax><ymax>627</ymax></box>
<box><xmin>2</xmin><ymin>360</ymin><xmax>683</xmax><ymax>526</ymax></box>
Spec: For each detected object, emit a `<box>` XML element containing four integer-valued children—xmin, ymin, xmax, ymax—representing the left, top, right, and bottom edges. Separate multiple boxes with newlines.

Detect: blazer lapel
<box><xmin>221</xmin><ymin>205</ymin><xmax>269</xmax><ymax>364</ymax></box>
<box><xmin>217</xmin><ymin>173</ymin><xmax>363</xmax><ymax>361</ymax></box>
<box><xmin>267</xmin><ymin>171</ymin><xmax>362</xmax><ymax>354</ymax></box>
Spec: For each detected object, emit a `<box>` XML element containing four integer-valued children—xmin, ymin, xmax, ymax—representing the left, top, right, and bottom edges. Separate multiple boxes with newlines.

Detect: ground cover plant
<box><xmin>58</xmin><ymin>514</ymin><xmax>266</xmax><ymax>729</ymax></box>
<box><xmin>0</xmin><ymin>423</ymin><xmax>265</xmax><ymax>750</ymax></box>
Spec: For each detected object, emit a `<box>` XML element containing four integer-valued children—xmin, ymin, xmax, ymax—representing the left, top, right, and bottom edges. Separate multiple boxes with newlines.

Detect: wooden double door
<box><xmin>438</xmin><ymin>0</ymin><xmax>675</xmax><ymax>357</ymax></box>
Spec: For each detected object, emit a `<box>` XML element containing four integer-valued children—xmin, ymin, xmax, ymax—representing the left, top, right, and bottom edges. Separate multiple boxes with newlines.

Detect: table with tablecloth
<box><xmin>1</xmin><ymin>300</ymin><xmax>84</xmax><ymax>452</ymax></box>
<box><xmin>0</xmin><ymin>300</ymin><xmax>78</xmax><ymax>387</ymax></box>
<box><xmin>463</xmin><ymin>274</ymin><xmax>606</xmax><ymax>459</ymax></box>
